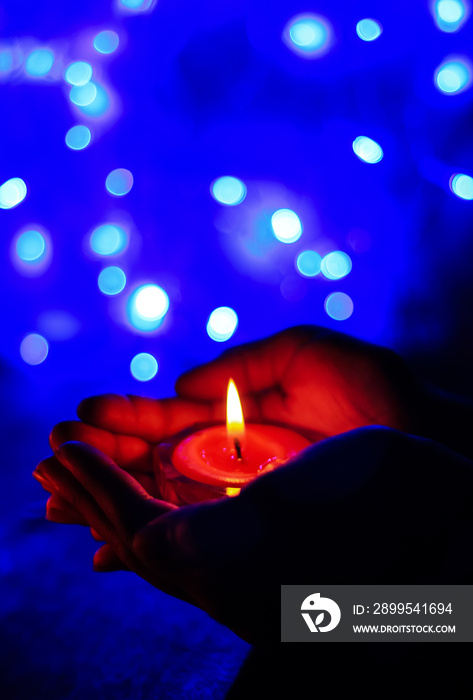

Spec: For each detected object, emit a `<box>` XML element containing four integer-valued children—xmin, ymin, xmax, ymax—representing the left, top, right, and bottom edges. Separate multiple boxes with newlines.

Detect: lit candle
<box><xmin>155</xmin><ymin>379</ymin><xmax>312</xmax><ymax>505</ymax></box>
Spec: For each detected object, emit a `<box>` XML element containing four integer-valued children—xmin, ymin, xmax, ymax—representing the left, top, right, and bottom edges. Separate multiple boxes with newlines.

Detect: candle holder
<box><xmin>154</xmin><ymin>424</ymin><xmax>233</xmax><ymax>506</ymax></box>
<box><xmin>154</xmin><ymin>421</ymin><xmax>312</xmax><ymax>506</ymax></box>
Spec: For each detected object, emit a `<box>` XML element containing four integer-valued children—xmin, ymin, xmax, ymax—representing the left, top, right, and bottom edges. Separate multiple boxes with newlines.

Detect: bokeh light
<box><xmin>435</xmin><ymin>59</ymin><xmax>472</xmax><ymax>94</ymax></box>
<box><xmin>130</xmin><ymin>352</ymin><xmax>158</xmax><ymax>381</ymax></box>
<box><xmin>90</xmin><ymin>224</ymin><xmax>128</xmax><ymax>256</ymax></box>
<box><xmin>70</xmin><ymin>82</ymin><xmax>97</xmax><ymax>106</ymax></box>
<box><xmin>211</xmin><ymin>176</ymin><xmax>247</xmax><ymax>206</ymax></box>
<box><xmin>75</xmin><ymin>83</ymin><xmax>110</xmax><ymax>118</ymax></box>
<box><xmin>20</xmin><ymin>334</ymin><xmax>49</xmax><ymax>365</ymax></box>
<box><xmin>356</xmin><ymin>18</ymin><xmax>383</xmax><ymax>41</ymax></box>
<box><xmin>0</xmin><ymin>178</ymin><xmax>27</xmax><ymax>209</ymax></box>
<box><xmin>271</xmin><ymin>209</ymin><xmax>302</xmax><ymax>243</ymax></box>
<box><xmin>16</xmin><ymin>230</ymin><xmax>46</xmax><ymax>262</ymax></box>
<box><xmin>0</xmin><ymin>48</ymin><xmax>13</xmax><ymax>74</ymax></box>
<box><xmin>353</xmin><ymin>136</ymin><xmax>384</xmax><ymax>164</ymax></box>
<box><xmin>450</xmin><ymin>173</ymin><xmax>473</xmax><ymax>199</ymax></box>
<box><xmin>283</xmin><ymin>14</ymin><xmax>333</xmax><ymax>58</ymax></box>
<box><xmin>65</xmin><ymin>62</ymin><xmax>92</xmax><ymax>86</ymax></box>
<box><xmin>65</xmin><ymin>125</ymin><xmax>92</xmax><ymax>151</ymax></box>
<box><xmin>296</xmin><ymin>250</ymin><xmax>322</xmax><ymax>277</ymax></box>
<box><xmin>434</xmin><ymin>0</ymin><xmax>467</xmax><ymax>32</ymax></box>
<box><xmin>105</xmin><ymin>169</ymin><xmax>134</xmax><ymax>196</ymax></box>
<box><xmin>206</xmin><ymin>306</ymin><xmax>238</xmax><ymax>342</ymax></box>
<box><xmin>11</xmin><ymin>226</ymin><xmax>51</xmax><ymax>277</ymax></box>
<box><xmin>127</xmin><ymin>284</ymin><xmax>170</xmax><ymax>331</ymax></box>
<box><xmin>98</xmin><ymin>266</ymin><xmax>127</xmax><ymax>295</ymax></box>
<box><xmin>324</xmin><ymin>292</ymin><xmax>354</xmax><ymax>320</ymax></box>
<box><xmin>135</xmin><ymin>285</ymin><xmax>168</xmax><ymax>318</ymax></box>
<box><xmin>118</xmin><ymin>0</ymin><xmax>156</xmax><ymax>13</ymax></box>
<box><xmin>321</xmin><ymin>251</ymin><xmax>353</xmax><ymax>280</ymax></box>
<box><xmin>25</xmin><ymin>49</ymin><xmax>54</xmax><ymax>77</ymax></box>
<box><xmin>93</xmin><ymin>31</ymin><xmax>120</xmax><ymax>54</ymax></box>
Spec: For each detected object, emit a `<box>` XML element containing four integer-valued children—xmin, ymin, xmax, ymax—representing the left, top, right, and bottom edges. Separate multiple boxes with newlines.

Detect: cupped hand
<box><xmin>49</xmin><ymin>326</ymin><xmax>427</xmax><ymax>485</ymax></box>
<box><xmin>34</xmin><ymin>431</ymin><xmax>473</xmax><ymax>644</ymax></box>
<box><xmin>45</xmin><ymin>325</ymin><xmax>428</xmax><ymax>525</ymax></box>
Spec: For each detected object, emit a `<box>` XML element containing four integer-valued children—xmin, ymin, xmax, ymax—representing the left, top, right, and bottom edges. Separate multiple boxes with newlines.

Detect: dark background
<box><xmin>1</xmin><ymin>1</ymin><xmax>472</xmax><ymax>697</ymax></box>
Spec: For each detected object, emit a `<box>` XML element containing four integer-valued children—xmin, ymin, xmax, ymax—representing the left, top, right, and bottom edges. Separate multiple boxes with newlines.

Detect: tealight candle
<box><xmin>155</xmin><ymin>379</ymin><xmax>312</xmax><ymax>505</ymax></box>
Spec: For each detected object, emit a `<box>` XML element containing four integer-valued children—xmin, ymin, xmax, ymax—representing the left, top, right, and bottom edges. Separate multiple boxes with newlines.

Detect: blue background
<box><xmin>1</xmin><ymin>1</ymin><xmax>473</xmax><ymax>697</ymax></box>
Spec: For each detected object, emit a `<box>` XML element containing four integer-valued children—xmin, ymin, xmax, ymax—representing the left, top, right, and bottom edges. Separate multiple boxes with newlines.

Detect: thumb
<box><xmin>132</xmin><ymin>496</ymin><xmax>265</xmax><ymax>566</ymax></box>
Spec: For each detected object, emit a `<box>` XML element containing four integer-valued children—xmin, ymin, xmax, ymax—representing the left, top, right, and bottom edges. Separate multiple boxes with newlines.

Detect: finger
<box><xmin>46</xmin><ymin>501</ymin><xmax>88</xmax><ymax>525</ymax></box>
<box><xmin>38</xmin><ymin>454</ymin><xmax>142</xmax><ymax>572</ymax></box>
<box><xmin>55</xmin><ymin>442</ymin><xmax>175</xmax><ymax>544</ymax></box>
<box><xmin>133</xmin><ymin>496</ymin><xmax>263</xmax><ymax>566</ymax></box>
<box><xmin>38</xmin><ymin>455</ymin><xmax>115</xmax><ymax>534</ymax></box>
<box><xmin>33</xmin><ymin>467</ymin><xmax>55</xmax><ymax>493</ymax></box>
<box><xmin>46</xmin><ymin>493</ymin><xmax>88</xmax><ymax>526</ymax></box>
<box><xmin>132</xmin><ymin>472</ymin><xmax>161</xmax><ymax>498</ymax></box>
<box><xmin>46</xmin><ymin>506</ymin><xmax>80</xmax><ymax>524</ymax></box>
<box><xmin>77</xmin><ymin>395</ymin><xmax>217</xmax><ymax>442</ymax></box>
<box><xmin>50</xmin><ymin>421</ymin><xmax>153</xmax><ymax>472</ymax></box>
<box><xmin>93</xmin><ymin>543</ymin><xmax>130</xmax><ymax>572</ymax></box>
<box><xmin>175</xmin><ymin>327</ymin><xmax>313</xmax><ymax>400</ymax></box>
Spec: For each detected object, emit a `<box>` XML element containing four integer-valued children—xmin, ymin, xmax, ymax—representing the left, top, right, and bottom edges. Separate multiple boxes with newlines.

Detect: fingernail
<box><xmin>56</xmin><ymin>441</ymin><xmax>94</xmax><ymax>457</ymax></box>
<box><xmin>49</xmin><ymin>427</ymin><xmax>63</xmax><ymax>451</ymax></box>
<box><xmin>33</xmin><ymin>470</ymin><xmax>52</xmax><ymax>487</ymax></box>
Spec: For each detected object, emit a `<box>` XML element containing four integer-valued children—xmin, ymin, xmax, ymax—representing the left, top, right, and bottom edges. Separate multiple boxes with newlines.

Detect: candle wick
<box><xmin>234</xmin><ymin>438</ymin><xmax>243</xmax><ymax>461</ymax></box>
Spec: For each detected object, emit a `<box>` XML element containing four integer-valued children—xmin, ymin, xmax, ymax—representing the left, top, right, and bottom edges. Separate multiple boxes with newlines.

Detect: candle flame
<box><xmin>226</xmin><ymin>378</ymin><xmax>245</xmax><ymax>439</ymax></box>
